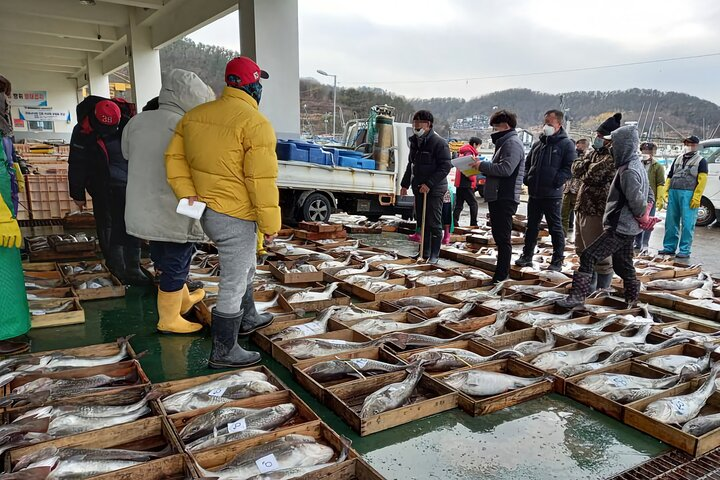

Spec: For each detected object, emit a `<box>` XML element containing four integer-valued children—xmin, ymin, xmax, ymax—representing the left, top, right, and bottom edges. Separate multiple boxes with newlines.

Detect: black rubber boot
<box><xmin>427</xmin><ymin>232</ymin><xmax>442</xmax><ymax>265</ymax></box>
<box><xmin>624</xmin><ymin>278</ymin><xmax>641</xmax><ymax>308</ymax></box>
<box><xmin>596</xmin><ymin>273</ymin><xmax>614</xmax><ymax>290</ymax></box>
<box><xmin>514</xmin><ymin>254</ymin><xmax>533</xmax><ymax>267</ymax></box>
<box><xmin>546</xmin><ymin>258</ymin><xmax>563</xmax><ymax>272</ymax></box>
<box><xmin>209</xmin><ymin>309</ymin><xmax>261</xmax><ymax>369</ymax></box>
<box><xmin>123</xmin><ymin>247</ymin><xmax>152</xmax><ymax>286</ymax></box>
<box><xmin>238</xmin><ymin>287</ymin><xmax>273</xmax><ymax>336</ymax></box>
<box><xmin>557</xmin><ymin>271</ymin><xmax>593</xmax><ymax>308</ymax></box>
<box><xmin>105</xmin><ymin>244</ymin><xmax>127</xmax><ymax>283</ymax></box>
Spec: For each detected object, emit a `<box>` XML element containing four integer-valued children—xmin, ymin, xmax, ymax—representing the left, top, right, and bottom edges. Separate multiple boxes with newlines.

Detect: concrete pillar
<box><xmin>86</xmin><ymin>53</ymin><xmax>110</xmax><ymax>99</ymax></box>
<box><xmin>238</xmin><ymin>0</ymin><xmax>301</xmax><ymax>139</ymax></box>
<box><xmin>127</xmin><ymin>8</ymin><xmax>162</xmax><ymax>110</ymax></box>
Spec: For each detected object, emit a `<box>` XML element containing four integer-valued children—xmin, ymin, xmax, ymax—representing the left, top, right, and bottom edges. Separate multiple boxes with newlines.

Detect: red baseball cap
<box><xmin>94</xmin><ymin>100</ymin><xmax>121</xmax><ymax>126</ymax></box>
<box><xmin>225</xmin><ymin>57</ymin><xmax>269</xmax><ymax>87</ymax></box>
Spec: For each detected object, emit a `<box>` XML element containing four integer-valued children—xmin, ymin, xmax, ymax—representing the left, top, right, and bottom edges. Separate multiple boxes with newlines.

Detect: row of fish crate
<box><xmin>0</xmin><ymin>338</ymin><xmax>383</xmax><ymax>479</ymax></box>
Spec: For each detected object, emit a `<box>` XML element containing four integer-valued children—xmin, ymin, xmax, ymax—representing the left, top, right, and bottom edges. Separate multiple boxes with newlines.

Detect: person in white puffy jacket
<box><xmin>122</xmin><ymin>69</ymin><xmax>215</xmax><ymax>334</ymax></box>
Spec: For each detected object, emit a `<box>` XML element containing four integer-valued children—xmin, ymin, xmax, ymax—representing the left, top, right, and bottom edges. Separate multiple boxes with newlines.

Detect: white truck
<box><xmin>696</xmin><ymin>138</ymin><xmax>720</xmax><ymax>226</ymax></box>
<box><xmin>278</xmin><ymin>118</ymin><xmax>415</xmax><ymax>222</ymax></box>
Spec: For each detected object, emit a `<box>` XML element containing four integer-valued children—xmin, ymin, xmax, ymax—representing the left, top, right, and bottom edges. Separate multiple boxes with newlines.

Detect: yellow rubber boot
<box><xmin>180</xmin><ymin>284</ymin><xmax>206</xmax><ymax>315</ymax></box>
<box><xmin>157</xmin><ymin>288</ymin><xmax>203</xmax><ymax>334</ymax></box>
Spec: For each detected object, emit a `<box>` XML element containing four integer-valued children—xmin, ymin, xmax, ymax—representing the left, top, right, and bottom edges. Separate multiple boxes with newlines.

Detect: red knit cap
<box><xmin>94</xmin><ymin>100</ymin><xmax>121</xmax><ymax>126</ymax></box>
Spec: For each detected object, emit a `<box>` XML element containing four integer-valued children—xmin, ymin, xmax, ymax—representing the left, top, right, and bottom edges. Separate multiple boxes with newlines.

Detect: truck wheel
<box><xmin>696</xmin><ymin>197</ymin><xmax>716</xmax><ymax>227</ymax></box>
<box><xmin>302</xmin><ymin>193</ymin><xmax>332</xmax><ymax>222</ymax></box>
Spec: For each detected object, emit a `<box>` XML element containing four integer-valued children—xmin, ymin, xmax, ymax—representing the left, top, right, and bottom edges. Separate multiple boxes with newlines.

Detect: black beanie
<box><xmin>597</xmin><ymin>113</ymin><xmax>622</xmax><ymax>136</ymax></box>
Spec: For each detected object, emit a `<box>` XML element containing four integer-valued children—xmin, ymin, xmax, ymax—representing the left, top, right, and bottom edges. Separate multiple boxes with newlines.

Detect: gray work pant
<box><xmin>201</xmin><ymin>208</ymin><xmax>256</xmax><ymax>315</ymax></box>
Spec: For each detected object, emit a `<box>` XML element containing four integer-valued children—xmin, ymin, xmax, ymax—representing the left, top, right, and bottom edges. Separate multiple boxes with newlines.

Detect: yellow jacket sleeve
<box><xmin>242</xmin><ymin>120</ymin><xmax>281</xmax><ymax>235</ymax></box>
<box><xmin>690</xmin><ymin>172</ymin><xmax>707</xmax><ymax>209</ymax></box>
<box><xmin>0</xmin><ymin>197</ymin><xmax>22</xmax><ymax>248</ymax></box>
<box><xmin>13</xmin><ymin>163</ymin><xmax>24</xmax><ymax>193</ymax></box>
<box><xmin>165</xmin><ymin>120</ymin><xmax>198</xmax><ymax>200</ymax></box>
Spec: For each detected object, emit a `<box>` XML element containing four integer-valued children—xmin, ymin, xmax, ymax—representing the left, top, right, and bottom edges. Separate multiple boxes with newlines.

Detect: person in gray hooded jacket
<box><xmin>122</xmin><ymin>69</ymin><xmax>215</xmax><ymax>334</ymax></box>
<box><xmin>558</xmin><ymin>125</ymin><xmax>654</xmax><ymax>308</ymax></box>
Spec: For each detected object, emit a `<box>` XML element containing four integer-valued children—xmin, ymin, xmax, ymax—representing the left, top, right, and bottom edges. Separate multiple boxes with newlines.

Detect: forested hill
<box><xmin>158</xmin><ymin>38</ymin><xmax>720</xmax><ymax>139</ymax></box>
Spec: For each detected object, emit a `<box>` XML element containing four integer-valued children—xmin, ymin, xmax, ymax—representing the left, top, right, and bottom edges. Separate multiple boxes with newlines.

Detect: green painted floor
<box><xmin>25</xmin><ymin>286</ymin><xmax>669</xmax><ymax>480</ymax></box>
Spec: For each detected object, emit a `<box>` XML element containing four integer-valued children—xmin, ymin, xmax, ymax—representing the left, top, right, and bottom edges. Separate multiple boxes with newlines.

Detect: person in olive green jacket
<box><xmin>634</xmin><ymin>142</ymin><xmax>665</xmax><ymax>251</ymax></box>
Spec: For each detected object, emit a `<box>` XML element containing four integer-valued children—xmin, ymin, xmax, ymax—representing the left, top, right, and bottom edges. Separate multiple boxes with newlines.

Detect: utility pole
<box><xmin>317</xmin><ymin>69</ymin><xmax>337</xmax><ymax>141</ymax></box>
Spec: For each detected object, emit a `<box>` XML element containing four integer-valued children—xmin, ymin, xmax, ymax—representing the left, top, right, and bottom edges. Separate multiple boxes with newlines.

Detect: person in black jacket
<box><xmin>516</xmin><ymin>109</ymin><xmax>576</xmax><ymax>271</ymax></box>
<box><xmin>68</xmin><ymin>98</ymin><xmax>148</xmax><ymax>285</ymax></box>
<box><xmin>400</xmin><ymin>110</ymin><xmax>451</xmax><ymax>264</ymax></box>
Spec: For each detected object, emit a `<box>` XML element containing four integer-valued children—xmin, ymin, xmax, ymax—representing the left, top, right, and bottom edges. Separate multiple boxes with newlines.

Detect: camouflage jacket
<box><xmin>574</xmin><ymin>149</ymin><xmax>616</xmax><ymax>217</ymax></box>
<box><xmin>563</xmin><ymin>152</ymin><xmax>587</xmax><ymax>195</ymax></box>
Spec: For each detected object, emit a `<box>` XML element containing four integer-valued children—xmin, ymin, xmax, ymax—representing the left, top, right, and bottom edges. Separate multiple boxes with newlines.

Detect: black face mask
<box><xmin>491</xmin><ymin>129</ymin><xmax>509</xmax><ymax>144</ymax></box>
<box><xmin>576</xmin><ymin>149</ymin><xmax>585</xmax><ymax>156</ymax></box>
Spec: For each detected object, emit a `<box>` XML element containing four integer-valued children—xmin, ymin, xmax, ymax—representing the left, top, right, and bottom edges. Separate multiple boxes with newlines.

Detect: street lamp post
<box><xmin>317</xmin><ymin>69</ymin><xmax>337</xmax><ymax>141</ymax></box>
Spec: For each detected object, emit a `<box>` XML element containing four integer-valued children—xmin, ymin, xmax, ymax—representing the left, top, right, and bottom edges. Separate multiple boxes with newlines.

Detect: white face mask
<box><xmin>684</xmin><ymin>146</ymin><xmax>694</xmax><ymax>154</ymax></box>
<box><xmin>542</xmin><ymin>124</ymin><xmax>555</xmax><ymax>136</ymax></box>
<box><xmin>641</xmin><ymin>154</ymin><xmax>651</xmax><ymax>161</ymax></box>
<box><xmin>413</xmin><ymin>128</ymin><xmax>425</xmax><ymax>137</ymax></box>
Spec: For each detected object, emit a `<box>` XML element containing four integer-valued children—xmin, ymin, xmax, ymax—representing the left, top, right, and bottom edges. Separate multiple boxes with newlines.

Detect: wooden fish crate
<box><xmin>442</xmin><ymin>313</ymin><xmax>538</xmax><ymax>337</ymax></box>
<box><xmin>293</xmin><ymin>347</ymin><xmax>408</xmax><ymax>402</ymax></box>
<box><xmin>280</xmin><ymin>288</ymin><xmax>351</xmax><ymax>312</ymax></box>
<box><xmin>68</xmin><ymin>272</ymin><xmax>126</xmax><ymax>301</ymax></box>
<box><xmin>534</xmin><ymin>342</ymin><xmax>614</xmax><ymax>394</ymax></box>
<box><xmin>333</xmin><ymin>311</ymin><xmax>441</xmax><ymax>338</ymax></box>
<box><xmin>22</xmin><ymin>261</ymin><xmax>58</xmax><ymax>272</ymax></box>
<box><xmin>272</xmin><ymin>330</ymin><xmax>374</xmax><ymax>370</ymax></box>
<box><xmin>268</xmin><ymin>260</ymin><xmax>325</xmax><ymax>284</ymax></box>
<box><xmin>304</xmin><ymin>458</ymin><xmax>386</xmax><ymax>480</ymax></box>
<box><xmin>580</xmin><ymin>297</ymin><xmax>638</xmax><ymax>316</ymax></box>
<box><xmin>48</xmin><ymin>234</ymin><xmax>97</xmax><ymax>254</ymax></box>
<box><xmin>624</xmin><ymin>379</ymin><xmax>720</xmax><ymax>456</ymax></box>
<box><xmin>410</xmin><ymin>271</ymin><xmax>482</xmax><ymax>295</ymax></box>
<box><xmin>391</xmin><ymin>340</ymin><xmax>499</xmax><ymax>373</ymax></box>
<box><xmin>252</xmin><ymin>312</ymin><xmax>350</xmax><ymax>356</ymax></box>
<box><xmin>195</xmin><ymin>290</ymin><xmax>297</xmax><ymax>327</ymax></box>
<box><xmin>166</xmin><ymin>390</ymin><xmax>320</xmax><ymax>453</ymax></box>
<box><xmin>564</xmin><ymin>360</ymin><xmax>679</xmax><ymax>421</ymax></box>
<box><xmin>324</xmin><ymin>370</ymin><xmax>458</xmax><ymax>436</ymax></box>
<box><xmin>30</xmin><ymin>296</ymin><xmax>85</xmax><ymax>329</ymax></box>
<box><xmin>5</xmin><ymin>416</ymin><xmax>191</xmax><ymax>480</ymax></box>
<box><xmin>673</xmin><ymin>296</ymin><xmax>720</xmax><ymax>322</ymax></box>
<box><xmin>344</xmin><ymin>225</ymin><xmax>383</xmax><ymax>234</ymax></box>
<box><xmin>294</xmin><ymin>229</ymin><xmax>348</xmax><ymax>241</ymax></box>
<box><xmin>339</xmin><ymin>277</ymin><xmax>431</xmax><ymax>302</ymax></box>
<box><xmin>58</xmin><ymin>260</ymin><xmax>108</xmax><ymax>277</ymax></box>
<box><xmin>509</xmin><ymin>305</ymin><xmax>592</xmax><ymax>328</ymax></box>
<box><xmin>189</xmin><ymin>421</ymin><xmax>362</xmax><ymax>477</ymax></box>
<box><xmin>152</xmin><ymin>366</ymin><xmax>288</xmax><ymax>416</ymax></box>
<box><xmin>476</xmin><ymin>327</ymin><xmax>579</xmax><ymax>362</ymax></box>
<box><xmin>649</xmin><ymin>320</ymin><xmax>720</xmax><ymax>345</ymax></box>
<box><xmin>432</xmin><ymin>358</ymin><xmax>554</xmax><ymax>416</ymax></box>
<box><xmin>62</xmin><ymin>211</ymin><xmax>96</xmax><ymax>228</ymax></box>
<box><xmin>0</xmin><ymin>360</ymin><xmax>150</xmax><ymax>412</ymax></box>
<box><xmin>636</xmin><ymin>343</ymin><xmax>720</xmax><ymax>374</ymax></box>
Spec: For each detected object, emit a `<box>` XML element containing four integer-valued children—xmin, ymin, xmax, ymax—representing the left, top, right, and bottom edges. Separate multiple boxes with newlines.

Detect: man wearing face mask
<box><xmin>69</xmin><ymin>98</ymin><xmax>148</xmax><ymax>286</ymax></box>
<box><xmin>166</xmin><ymin>56</ymin><xmax>279</xmax><ymax>368</ymax></box>
<box><xmin>473</xmin><ymin>109</ymin><xmax>525</xmax><ymax>283</ymax></box>
<box><xmin>561</xmin><ymin>138</ymin><xmax>588</xmax><ymax>236</ymax></box>
<box><xmin>634</xmin><ymin>142</ymin><xmax>665</xmax><ymax>251</ymax></box>
<box><xmin>572</xmin><ymin>113</ymin><xmax>622</xmax><ymax>290</ymax></box>
<box><xmin>400</xmin><ymin>110</ymin><xmax>451</xmax><ymax>264</ymax></box>
<box><xmin>658</xmin><ymin>135</ymin><xmax>707</xmax><ymax>258</ymax></box>
<box><xmin>516</xmin><ymin>109</ymin><xmax>575</xmax><ymax>271</ymax></box>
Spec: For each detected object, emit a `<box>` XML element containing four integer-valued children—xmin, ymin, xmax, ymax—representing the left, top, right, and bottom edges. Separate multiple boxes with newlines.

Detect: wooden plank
<box><xmin>31</xmin><ymin>297</ymin><xmax>85</xmax><ymax>329</ymax></box>
<box><xmin>281</xmin><ymin>290</ymin><xmax>352</xmax><ymax>313</ymax></box>
<box><xmin>299</xmin><ymin>222</ymin><xmax>344</xmax><ymax>233</ymax></box>
<box><xmin>477</xmin><ymin>327</ymin><xmax>580</xmax><ymax>362</ymax></box>
<box><xmin>392</xmin><ymin>340</ymin><xmax>498</xmax><ymax>372</ymax></box>
<box><xmin>293</xmin><ymin>347</ymin><xmax>408</xmax><ymax>402</ymax></box>
<box><xmin>433</xmin><ymin>358</ymin><xmax>554</xmax><ymax>416</ymax></box>
<box><xmin>324</xmin><ymin>370</ymin><xmax>458</xmax><ymax>436</ymax></box>
<box><xmin>69</xmin><ymin>273</ymin><xmax>126</xmax><ymax>301</ymax></box>
<box><xmin>268</xmin><ymin>260</ymin><xmax>325</xmax><ymax>284</ymax></box>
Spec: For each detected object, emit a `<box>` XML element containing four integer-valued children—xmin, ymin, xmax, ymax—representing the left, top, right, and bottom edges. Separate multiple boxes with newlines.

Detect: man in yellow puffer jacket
<box><xmin>166</xmin><ymin>56</ymin><xmax>280</xmax><ymax>369</ymax></box>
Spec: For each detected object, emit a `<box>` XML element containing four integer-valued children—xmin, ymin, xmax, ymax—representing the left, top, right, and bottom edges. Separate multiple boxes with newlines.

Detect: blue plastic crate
<box><xmin>276</xmin><ymin>141</ymin><xmax>308</xmax><ymax>162</ymax></box>
<box><xmin>338</xmin><ymin>157</ymin><xmax>376</xmax><ymax>169</ymax></box>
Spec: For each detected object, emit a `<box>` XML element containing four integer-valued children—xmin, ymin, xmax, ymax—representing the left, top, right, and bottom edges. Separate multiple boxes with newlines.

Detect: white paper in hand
<box><xmin>451</xmin><ymin>155</ymin><xmax>480</xmax><ymax>177</ymax></box>
<box><xmin>176</xmin><ymin>198</ymin><xmax>206</xmax><ymax>219</ymax></box>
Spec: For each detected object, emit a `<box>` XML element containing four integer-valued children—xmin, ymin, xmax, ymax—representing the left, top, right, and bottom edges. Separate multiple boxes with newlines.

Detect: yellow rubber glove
<box><xmin>655</xmin><ymin>183</ymin><xmax>665</xmax><ymax>210</ymax></box>
<box><xmin>13</xmin><ymin>163</ymin><xmax>25</xmax><ymax>193</ymax></box>
<box><xmin>0</xmin><ymin>198</ymin><xmax>22</xmax><ymax>249</ymax></box>
<box><xmin>661</xmin><ymin>178</ymin><xmax>670</xmax><ymax>209</ymax></box>
<box><xmin>690</xmin><ymin>172</ymin><xmax>708</xmax><ymax>209</ymax></box>
<box><xmin>256</xmin><ymin>229</ymin><xmax>267</xmax><ymax>256</ymax></box>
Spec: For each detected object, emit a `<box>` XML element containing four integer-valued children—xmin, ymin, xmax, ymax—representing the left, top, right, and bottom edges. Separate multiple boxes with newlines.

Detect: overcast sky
<box><xmin>188</xmin><ymin>0</ymin><xmax>720</xmax><ymax>105</ymax></box>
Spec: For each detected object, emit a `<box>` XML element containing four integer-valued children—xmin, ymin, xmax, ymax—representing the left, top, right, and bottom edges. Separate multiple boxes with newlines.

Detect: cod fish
<box><xmin>623</xmin><ymin>336</ymin><xmax>690</xmax><ymax>354</ymax></box>
<box><xmin>473</xmin><ymin>311</ymin><xmax>510</xmax><ymax>338</ymax></box>
<box><xmin>682</xmin><ymin>412</ymin><xmax>720</xmax><ymax>436</ymax></box>
<box><xmin>360</xmin><ymin>365</ymin><xmax>424</xmax><ymax>418</ymax></box>
<box><xmin>511</xmin><ymin>329</ymin><xmax>556</xmax><ymax>356</ymax></box>
<box><xmin>593</xmin><ymin>324</ymin><xmax>652</xmax><ymax>348</ymax></box>
<box><xmin>531</xmin><ymin>346</ymin><xmax>614</xmax><ymax>372</ymax></box>
<box><xmin>330</xmin><ymin>304</ymin><xmax>384</xmax><ymax>322</ymax></box>
<box><xmin>243</xmin><ymin>447</ymin><xmax>347</xmax><ymax>480</ymax></box>
<box><xmin>393</xmin><ymin>296</ymin><xmax>455</xmax><ymax>309</ymax></box>
<box><xmin>646</xmin><ymin>275</ymin><xmax>705</xmax><ymax>291</ymax></box>
<box><xmin>269</xmin><ymin>307</ymin><xmax>340</xmax><ymax>341</ymax></box>
<box><xmin>281</xmin><ymin>335</ymin><xmax>405</xmax><ymax>359</ymax></box>
<box><xmin>193</xmin><ymin>434</ymin><xmax>335</xmax><ymax>480</ymax></box>
<box><xmin>555</xmin><ymin>348</ymin><xmax>643</xmax><ymax>378</ymax></box>
<box><xmin>647</xmin><ymin>350</ymin><xmax>712</xmax><ymax>375</ymax></box>
<box><xmin>447</xmin><ymin>283</ymin><xmax>505</xmax><ymax>302</ymax></box>
<box><xmin>517</xmin><ymin>310</ymin><xmax>573</xmax><ymax>326</ymax></box>
<box><xmin>355</xmin><ymin>281</ymin><xmax>407</xmax><ymax>294</ymax></box>
<box><xmin>375</xmin><ymin>331</ymin><xmax>477</xmax><ymax>349</ymax></box>
<box><xmin>335</xmin><ymin>262</ymin><xmax>369</xmax><ymax>278</ymax></box>
<box><xmin>408</xmin><ymin>348</ymin><xmax>521</xmax><ymax>372</ymax></box>
<box><xmin>414</xmin><ymin>275</ymin><xmax>467</xmax><ymax>287</ymax></box>
<box><xmin>179</xmin><ymin>404</ymin><xmax>296</xmax><ymax>442</ymax></box>
<box><xmin>483</xmin><ymin>296</ymin><xmax>558</xmax><ymax>312</ymax></box>
<box><xmin>644</xmin><ymin>367</ymin><xmax>720</xmax><ymax>424</ymax></box>
<box><xmin>359</xmin><ymin>253</ymin><xmax>398</xmax><ymax>264</ymax></box>
<box><xmin>286</xmin><ymin>283</ymin><xmax>339</xmax><ymax>303</ymax></box>
<box><xmin>350</xmin><ymin>315</ymin><xmax>445</xmax><ymax>336</ymax></box>
<box><xmin>303</xmin><ymin>358</ymin><xmax>408</xmax><ymax>381</ymax></box>
<box><xmin>578</xmin><ymin>371</ymin><xmax>685</xmax><ymax>397</ymax></box>
<box><xmin>316</xmin><ymin>255</ymin><xmax>354</xmax><ymax>270</ymax></box>
<box><xmin>343</xmin><ymin>271</ymin><xmax>390</xmax><ymax>285</ymax></box>
<box><xmin>550</xmin><ymin>316</ymin><xmax>618</xmax><ymax>340</ymax></box>
<box><xmin>660</xmin><ymin>326</ymin><xmax>720</xmax><ymax>344</ymax></box>
<box><xmin>28</xmin><ymin>300</ymin><xmax>75</xmax><ymax>316</ymax></box>
<box><xmin>443</xmin><ymin>369</ymin><xmax>550</xmax><ymax>397</ymax></box>
<box><xmin>185</xmin><ymin>404</ymin><xmax>298</xmax><ymax>451</ymax></box>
